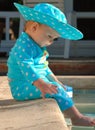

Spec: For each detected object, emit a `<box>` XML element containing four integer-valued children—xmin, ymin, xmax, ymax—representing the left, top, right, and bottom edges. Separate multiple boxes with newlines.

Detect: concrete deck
<box><xmin>0</xmin><ymin>76</ymin><xmax>71</xmax><ymax>130</ymax></box>
<box><xmin>0</xmin><ymin>76</ymin><xmax>95</xmax><ymax>130</ymax></box>
<box><xmin>0</xmin><ymin>99</ymin><xmax>69</xmax><ymax>130</ymax></box>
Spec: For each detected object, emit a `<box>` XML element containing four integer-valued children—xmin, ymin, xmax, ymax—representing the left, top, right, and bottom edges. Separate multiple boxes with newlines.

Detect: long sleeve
<box><xmin>10</xmin><ymin>33</ymin><xmax>41</xmax><ymax>84</ymax></box>
<box><xmin>14</xmin><ymin>40</ymin><xmax>39</xmax><ymax>83</ymax></box>
<box><xmin>46</xmin><ymin>66</ymin><xmax>53</xmax><ymax>75</ymax></box>
<box><xmin>8</xmin><ymin>32</ymin><xmax>51</xmax><ymax>84</ymax></box>
<box><xmin>14</xmin><ymin>49</ymin><xmax>40</xmax><ymax>84</ymax></box>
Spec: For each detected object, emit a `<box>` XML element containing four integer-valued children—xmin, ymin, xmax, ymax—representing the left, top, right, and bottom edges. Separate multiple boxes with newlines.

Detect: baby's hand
<box><xmin>33</xmin><ymin>78</ymin><xmax>58</xmax><ymax>99</ymax></box>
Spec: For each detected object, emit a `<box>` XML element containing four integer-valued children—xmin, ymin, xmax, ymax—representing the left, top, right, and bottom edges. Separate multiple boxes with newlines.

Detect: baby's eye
<box><xmin>47</xmin><ymin>35</ymin><xmax>52</xmax><ymax>39</ymax></box>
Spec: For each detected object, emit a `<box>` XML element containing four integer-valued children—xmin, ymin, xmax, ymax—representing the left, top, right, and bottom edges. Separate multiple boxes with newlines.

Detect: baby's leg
<box><xmin>64</xmin><ymin>105</ymin><xmax>95</xmax><ymax>126</ymax></box>
<box><xmin>9</xmin><ymin>80</ymin><xmax>42</xmax><ymax>100</ymax></box>
<box><xmin>47</xmin><ymin>82</ymin><xmax>74</xmax><ymax>111</ymax></box>
<box><xmin>48</xmin><ymin>82</ymin><xmax>95</xmax><ymax>126</ymax></box>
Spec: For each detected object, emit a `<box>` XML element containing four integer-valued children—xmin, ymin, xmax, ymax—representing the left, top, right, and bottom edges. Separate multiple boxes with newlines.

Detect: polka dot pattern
<box><xmin>8</xmin><ymin>31</ymin><xmax>74</xmax><ymax>111</ymax></box>
<box><xmin>14</xmin><ymin>3</ymin><xmax>83</xmax><ymax>40</ymax></box>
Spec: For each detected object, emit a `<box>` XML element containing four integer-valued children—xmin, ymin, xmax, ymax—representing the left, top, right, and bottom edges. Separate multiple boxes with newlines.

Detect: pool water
<box><xmin>66</xmin><ymin>89</ymin><xmax>95</xmax><ymax>129</ymax></box>
<box><xmin>66</xmin><ymin>112</ymin><xmax>95</xmax><ymax>130</ymax></box>
<box><xmin>84</xmin><ymin>113</ymin><xmax>95</xmax><ymax>118</ymax></box>
<box><xmin>72</xmin><ymin>126</ymin><xmax>95</xmax><ymax>130</ymax></box>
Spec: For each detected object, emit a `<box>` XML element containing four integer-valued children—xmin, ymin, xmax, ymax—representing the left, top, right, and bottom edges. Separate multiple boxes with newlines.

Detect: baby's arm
<box><xmin>46</xmin><ymin>71</ymin><xmax>66</xmax><ymax>89</ymax></box>
<box><xmin>33</xmin><ymin>78</ymin><xmax>57</xmax><ymax>98</ymax></box>
<box><xmin>46</xmin><ymin>66</ymin><xmax>65</xmax><ymax>88</ymax></box>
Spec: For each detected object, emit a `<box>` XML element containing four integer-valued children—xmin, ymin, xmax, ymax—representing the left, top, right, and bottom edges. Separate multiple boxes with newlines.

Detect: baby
<box><xmin>7</xmin><ymin>3</ymin><xmax>95</xmax><ymax>129</ymax></box>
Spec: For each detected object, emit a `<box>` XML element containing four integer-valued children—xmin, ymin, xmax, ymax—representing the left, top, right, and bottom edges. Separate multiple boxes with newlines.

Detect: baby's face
<box><xmin>26</xmin><ymin>22</ymin><xmax>59</xmax><ymax>47</ymax></box>
<box><xmin>34</xmin><ymin>24</ymin><xmax>59</xmax><ymax>47</ymax></box>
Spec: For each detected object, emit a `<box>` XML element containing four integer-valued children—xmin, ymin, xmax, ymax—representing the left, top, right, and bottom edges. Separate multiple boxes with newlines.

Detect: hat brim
<box><xmin>14</xmin><ymin>3</ymin><xmax>83</xmax><ymax>40</ymax></box>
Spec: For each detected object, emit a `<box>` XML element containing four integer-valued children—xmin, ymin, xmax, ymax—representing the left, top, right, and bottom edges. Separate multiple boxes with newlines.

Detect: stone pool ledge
<box><xmin>0</xmin><ymin>98</ymin><xmax>69</xmax><ymax>130</ymax></box>
<box><xmin>0</xmin><ymin>76</ymin><xmax>70</xmax><ymax>130</ymax></box>
<box><xmin>1</xmin><ymin>76</ymin><xmax>95</xmax><ymax>130</ymax></box>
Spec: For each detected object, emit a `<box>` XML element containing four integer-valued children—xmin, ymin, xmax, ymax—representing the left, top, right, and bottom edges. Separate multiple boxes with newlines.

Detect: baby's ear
<box><xmin>32</xmin><ymin>22</ymin><xmax>40</xmax><ymax>32</ymax></box>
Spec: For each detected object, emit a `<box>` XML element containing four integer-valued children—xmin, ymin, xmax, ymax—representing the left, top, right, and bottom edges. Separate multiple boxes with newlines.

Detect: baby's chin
<box><xmin>41</xmin><ymin>44</ymin><xmax>50</xmax><ymax>47</ymax></box>
<box><xmin>39</xmin><ymin>43</ymin><xmax>51</xmax><ymax>47</ymax></box>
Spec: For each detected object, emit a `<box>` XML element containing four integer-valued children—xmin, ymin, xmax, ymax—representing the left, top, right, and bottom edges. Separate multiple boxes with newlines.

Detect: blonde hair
<box><xmin>24</xmin><ymin>21</ymin><xmax>41</xmax><ymax>31</ymax></box>
<box><xmin>24</xmin><ymin>21</ymin><xmax>34</xmax><ymax>31</ymax></box>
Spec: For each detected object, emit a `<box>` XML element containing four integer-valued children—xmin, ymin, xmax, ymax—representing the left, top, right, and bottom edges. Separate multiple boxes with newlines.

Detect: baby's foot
<box><xmin>71</xmin><ymin>115</ymin><xmax>95</xmax><ymax>126</ymax></box>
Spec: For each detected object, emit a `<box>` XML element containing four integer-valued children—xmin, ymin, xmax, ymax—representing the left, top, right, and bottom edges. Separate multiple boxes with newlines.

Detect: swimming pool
<box><xmin>72</xmin><ymin>89</ymin><xmax>95</xmax><ymax>130</ymax></box>
<box><xmin>66</xmin><ymin>104</ymin><xmax>95</xmax><ymax>130</ymax></box>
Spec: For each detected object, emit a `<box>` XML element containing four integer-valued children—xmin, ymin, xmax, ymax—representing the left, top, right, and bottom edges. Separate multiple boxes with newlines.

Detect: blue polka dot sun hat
<box><xmin>14</xmin><ymin>2</ymin><xmax>83</xmax><ymax>40</ymax></box>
